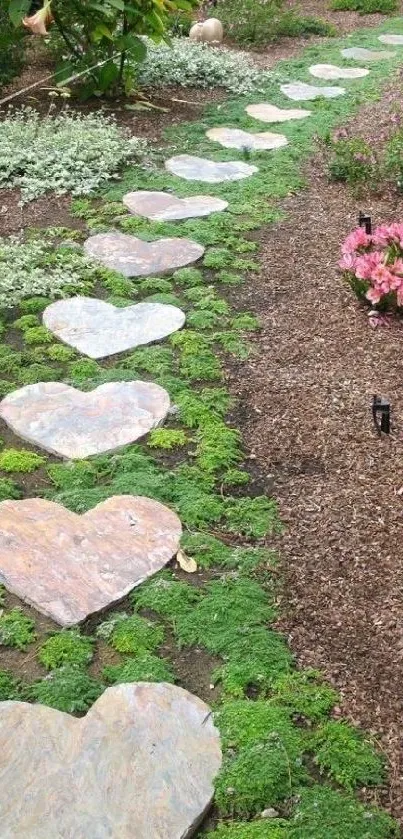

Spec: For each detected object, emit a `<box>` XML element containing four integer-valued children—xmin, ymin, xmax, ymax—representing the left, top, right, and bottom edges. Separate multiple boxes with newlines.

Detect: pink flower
<box><xmin>342</xmin><ymin>227</ymin><xmax>371</xmax><ymax>256</ymax></box>
<box><xmin>355</xmin><ymin>251</ymin><xmax>382</xmax><ymax>280</ymax></box>
<box><xmin>371</xmin><ymin>263</ymin><xmax>396</xmax><ymax>293</ymax></box>
<box><xmin>366</xmin><ymin>287</ymin><xmax>382</xmax><ymax>304</ymax></box>
<box><xmin>373</xmin><ymin>222</ymin><xmax>403</xmax><ymax>248</ymax></box>
<box><xmin>339</xmin><ymin>252</ymin><xmax>357</xmax><ymax>272</ymax></box>
<box><xmin>391</xmin><ymin>258</ymin><xmax>403</xmax><ymax>275</ymax></box>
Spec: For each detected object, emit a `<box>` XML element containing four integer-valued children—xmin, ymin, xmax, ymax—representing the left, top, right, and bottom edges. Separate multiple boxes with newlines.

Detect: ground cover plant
<box><xmin>0</xmin><ymin>17</ymin><xmax>403</xmax><ymax>838</ymax></box>
<box><xmin>215</xmin><ymin>0</ymin><xmax>335</xmax><ymax>46</ymax></box>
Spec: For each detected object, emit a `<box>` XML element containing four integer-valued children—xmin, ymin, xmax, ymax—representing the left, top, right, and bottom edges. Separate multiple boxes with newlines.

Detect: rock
<box><xmin>341</xmin><ymin>46</ymin><xmax>396</xmax><ymax>61</ymax></box>
<box><xmin>246</xmin><ymin>103</ymin><xmax>311</xmax><ymax>122</ymax></box>
<box><xmin>281</xmin><ymin>82</ymin><xmax>345</xmax><ymax>101</ymax></box>
<box><xmin>165</xmin><ymin>154</ymin><xmax>258</xmax><ymax>183</ymax></box>
<box><xmin>0</xmin><ymin>682</ymin><xmax>222</xmax><ymax>838</ymax></box>
<box><xmin>122</xmin><ymin>191</ymin><xmax>228</xmax><ymax>221</ymax></box>
<box><xmin>0</xmin><ymin>381</ymin><xmax>170</xmax><ymax>459</ymax></box>
<box><xmin>84</xmin><ymin>231</ymin><xmax>204</xmax><ymax>277</ymax></box>
<box><xmin>43</xmin><ymin>297</ymin><xmax>186</xmax><ymax>360</ymax></box>
<box><xmin>309</xmin><ymin>63</ymin><xmax>369</xmax><ymax>80</ymax></box>
<box><xmin>206</xmin><ymin>127</ymin><xmax>288</xmax><ymax>151</ymax></box>
<box><xmin>378</xmin><ymin>33</ymin><xmax>403</xmax><ymax>45</ymax></box>
<box><xmin>261</xmin><ymin>808</ymin><xmax>280</xmax><ymax>819</ymax></box>
<box><xmin>0</xmin><ymin>496</ymin><xmax>181</xmax><ymax>625</ymax></box>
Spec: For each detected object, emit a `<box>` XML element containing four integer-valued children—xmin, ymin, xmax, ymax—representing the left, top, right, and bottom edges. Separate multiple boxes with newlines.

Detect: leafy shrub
<box><xmin>340</xmin><ymin>222</ymin><xmax>403</xmax><ymax>311</ymax></box>
<box><xmin>38</xmin><ymin>630</ymin><xmax>94</xmax><ymax>670</ymax></box>
<box><xmin>328</xmin><ymin>138</ymin><xmax>377</xmax><ymax>188</ymax></box>
<box><xmin>0</xmin><ymin>6</ymin><xmax>25</xmax><ymax>89</ymax></box>
<box><xmin>0</xmin><ymin>609</ymin><xmax>36</xmax><ymax>650</ymax></box>
<box><xmin>217</xmin><ymin>0</ymin><xmax>334</xmax><ymax>45</ymax></box>
<box><xmin>137</xmin><ymin>38</ymin><xmax>270</xmax><ymax>94</ymax></box>
<box><xmin>27</xmin><ymin>665</ymin><xmax>103</xmax><ymax>714</ymax></box>
<box><xmin>331</xmin><ymin>0</ymin><xmax>397</xmax><ymax>12</ymax></box>
<box><xmin>0</xmin><ymin>448</ymin><xmax>46</xmax><ymax>474</ymax></box>
<box><xmin>310</xmin><ymin>720</ymin><xmax>385</xmax><ymax>790</ymax></box>
<box><xmin>0</xmin><ymin>109</ymin><xmax>147</xmax><ymax>202</ymax></box>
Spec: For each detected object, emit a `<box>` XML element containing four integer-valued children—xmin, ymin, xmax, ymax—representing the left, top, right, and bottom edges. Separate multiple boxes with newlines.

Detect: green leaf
<box><xmin>8</xmin><ymin>0</ymin><xmax>30</xmax><ymax>26</ymax></box>
<box><xmin>96</xmin><ymin>60</ymin><xmax>119</xmax><ymax>91</ymax></box>
<box><xmin>119</xmin><ymin>33</ymin><xmax>147</xmax><ymax>61</ymax></box>
<box><xmin>91</xmin><ymin>22</ymin><xmax>113</xmax><ymax>41</ymax></box>
<box><xmin>105</xmin><ymin>0</ymin><xmax>125</xmax><ymax>8</ymax></box>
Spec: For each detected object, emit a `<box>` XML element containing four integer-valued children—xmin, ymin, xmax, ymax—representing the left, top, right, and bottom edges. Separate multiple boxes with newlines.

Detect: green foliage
<box><xmin>0</xmin><ymin>448</ymin><xmax>46</xmax><ymax>473</ymax></box>
<box><xmin>217</xmin><ymin>699</ymin><xmax>301</xmax><ymax>750</ymax></box>
<box><xmin>0</xmin><ymin>4</ymin><xmax>25</xmax><ymax>89</ymax></box>
<box><xmin>147</xmin><ymin>429</ymin><xmax>187</xmax><ymax>450</ymax></box>
<box><xmin>331</xmin><ymin>0</ymin><xmax>397</xmax><ymax>11</ymax></box>
<box><xmin>195</xmin><ymin>422</ymin><xmax>242</xmax><ymax>473</ymax></box>
<box><xmin>97</xmin><ymin>612</ymin><xmax>164</xmax><ymax>655</ymax></box>
<box><xmin>224</xmin><ymin>496</ymin><xmax>281</xmax><ymax>539</ymax></box>
<box><xmin>119</xmin><ymin>345</ymin><xmax>175</xmax><ymax>377</ymax></box>
<box><xmin>206</xmin><ymin>823</ymin><xmax>288</xmax><ymax>839</ymax></box>
<box><xmin>103</xmin><ymin>653</ymin><xmax>175</xmax><ymax>685</ymax></box>
<box><xmin>217</xmin><ymin>0</ymin><xmax>334</xmax><ymax>45</ymax></box>
<box><xmin>38</xmin><ymin>630</ymin><xmax>94</xmax><ymax>671</ymax></box>
<box><xmin>171</xmin><ymin>331</ymin><xmax>222</xmax><ymax>382</ymax></box>
<box><xmin>181</xmin><ymin>532</ymin><xmax>272</xmax><ymax>573</ymax></box>
<box><xmin>27</xmin><ymin>666</ymin><xmax>104</xmax><ymax>714</ymax></box>
<box><xmin>46</xmin><ymin>344</ymin><xmax>77</xmax><ymax>362</ymax></box>
<box><xmin>132</xmin><ymin>572</ymin><xmax>200</xmax><ymax>620</ymax></box>
<box><xmin>0</xmin><ymin>608</ymin><xmax>36</xmax><ymax>650</ymax></box>
<box><xmin>328</xmin><ymin>137</ymin><xmax>377</xmax><ymax>188</ymax></box>
<box><xmin>173</xmin><ymin>267</ymin><xmax>204</xmax><ymax>287</ymax></box>
<box><xmin>272</xmin><ymin>670</ymin><xmax>338</xmax><ymax>723</ymax></box>
<box><xmin>385</xmin><ymin>127</ymin><xmax>403</xmax><ymax>191</ymax></box>
<box><xmin>214</xmin><ymin>627</ymin><xmax>293</xmax><ymax>697</ymax></box>
<box><xmin>288</xmin><ymin>785</ymin><xmax>399</xmax><ymax>838</ymax></box>
<box><xmin>13</xmin><ymin>314</ymin><xmax>39</xmax><ymax>331</ymax></box>
<box><xmin>19</xmin><ymin>296</ymin><xmax>51</xmax><ymax>314</ymax></box>
<box><xmin>0</xmin><ymin>669</ymin><xmax>22</xmax><ymax>701</ymax></box>
<box><xmin>138</xmin><ymin>277</ymin><xmax>173</xmax><ymax>294</ymax></box>
<box><xmin>310</xmin><ymin>720</ymin><xmax>385</xmax><ymax>790</ymax></box>
<box><xmin>204</xmin><ymin>249</ymin><xmax>233</xmax><ymax>270</ymax></box>
<box><xmin>0</xmin><ymin>477</ymin><xmax>23</xmax><ymax>501</ymax></box>
<box><xmin>18</xmin><ymin>362</ymin><xmax>62</xmax><ymax>385</ymax></box>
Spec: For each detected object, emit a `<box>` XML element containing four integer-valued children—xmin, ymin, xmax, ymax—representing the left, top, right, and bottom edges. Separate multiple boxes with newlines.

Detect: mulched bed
<box><xmin>231</xmin><ymin>79</ymin><xmax>403</xmax><ymax>820</ymax></box>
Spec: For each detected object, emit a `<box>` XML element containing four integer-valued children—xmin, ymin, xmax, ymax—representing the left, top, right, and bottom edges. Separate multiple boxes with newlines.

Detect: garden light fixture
<box><xmin>358</xmin><ymin>212</ymin><xmax>372</xmax><ymax>235</ymax></box>
<box><xmin>372</xmin><ymin>395</ymin><xmax>390</xmax><ymax>435</ymax></box>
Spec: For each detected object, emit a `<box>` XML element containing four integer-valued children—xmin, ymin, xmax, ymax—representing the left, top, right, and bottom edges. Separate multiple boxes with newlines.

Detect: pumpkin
<box><xmin>189</xmin><ymin>18</ymin><xmax>224</xmax><ymax>44</ymax></box>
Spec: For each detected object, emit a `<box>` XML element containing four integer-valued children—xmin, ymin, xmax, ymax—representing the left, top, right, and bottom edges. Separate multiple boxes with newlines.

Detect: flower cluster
<box><xmin>340</xmin><ymin>222</ymin><xmax>403</xmax><ymax>309</ymax></box>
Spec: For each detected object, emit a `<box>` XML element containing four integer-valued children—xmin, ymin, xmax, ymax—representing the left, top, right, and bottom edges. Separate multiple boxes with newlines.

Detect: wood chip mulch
<box><xmin>230</xmin><ymin>81</ymin><xmax>403</xmax><ymax>821</ymax></box>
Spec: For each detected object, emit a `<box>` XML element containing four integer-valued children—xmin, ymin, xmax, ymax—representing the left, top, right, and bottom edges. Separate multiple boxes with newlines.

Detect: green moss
<box><xmin>0</xmin><ymin>349</ymin><xmax>22</xmax><ymax>375</ymax></box>
<box><xmin>38</xmin><ymin>630</ymin><xmax>94</xmax><ymax>671</ymax></box>
<box><xmin>206</xmin><ymin>823</ymin><xmax>288</xmax><ymax>839</ymax></box>
<box><xmin>181</xmin><ymin>532</ymin><xmax>272</xmax><ymax>573</ymax></box>
<box><xmin>272</xmin><ymin>670</ymin><xmax>338</xmax><ymax>723</ymax></box>
<box><xmin>132</xmin><ymin>572</ymin><xmax>200</xmax><ymax>620</ymax></box>
<box><xmin>0</xmin><ymin>448</ymin><xmax>46</xmax><ymax>473</ymax></box>
<box><xmin>195</xmin><ymin>422</ymin><xmax>242</xmax><ymax>473</ymax></box>
<box><xmin>214</xmin><ymin>627</ymin><xmax>293</xmax><ymax>697</ymax></box>
<box><xmin>13</xmin><ymin>314</ymin><xmax>40</xmax><ymax>331</ymax></box>
<box><xmin>103</xmin><ymin>653</ymin><xmax>175</xmax><ymax>684</ymax></box>
<box><xmin>18</xmin><ymin>363</ymin><xmax>62</xmax><ymax>385</ymax></box>
<box><xmin>146</xmin><ymin>292</ymin><xmax>183</xmax><ymax>307</ymax></box>
<box><xmin>0</xmin><ymin>669</ymin><xmax>22</xmax><ymax>701</ymax></box>
<box><xmin>47</xmin><ymin>459</ymin><xmax>101</xmax><ymax>490</ymax></box>
<box><xmin>187</xmin><ymin>310</ymin><xmax>222</xmax><ymax>330</ymax></box>
<box><xmin>27</xmin><ymin>665</ymin><xmax>104</xmax><ymax>714</ymax></box>
<box><xmin>0</xmin><ymin>477</ymin><xmax>23</xmax><ymax>500</ymax></box>
<box><xmin>119</xmin><ymin>345</ymin><xmax>175</xmax><ymax>376</ymax></box>
<box><xmin>204</xmin><ymin>248</ymin><xmax>233</xmax><ymax>270</ymax></box>
<box><xmin>19</xmin><ymin>296</ymin><xmax>51</xmax><ymax>314</ymax></box>
<box><xmin>101</xmin><ymin>270</ymin><xmax>136</xmax><ymax>298</ymax></box>
<box><xmin>288</xmin><ymin>785</ymin><xmax>399</xmax><ymax>838</ymax></box>
<box><xmin>216</xmin><ymin>699</ymin><xmax>302</xmax><ymax>751</ymax></box>
<box><xmin>138</xmin><ymin>277</ymin><xmax>173</xmax><ymax>293</ymax></box>
<box><xmin>224</xmin><ymin>496</ymin><xmax>282</xmax><ymax>539</ymax></box>
<box><xmin>0</xmin><ymin>609</ymin><xmax>36</xmax><ymax>650</ymax></box>
<box><xmin>216</xmin><ymin>271</ymin><xmax>244</xmax><ymax>285</ymax></box>
<box><xmin>97</xmin><ymin>612</ymin><xmax>164</xmax><ymax>655</ymax></box>
<box><xmin>173</xmin><ymin>267</ymin><xmax>204</xmax><ymax>287</ymax></box>
<box><xmin>23</xmin><ymin>326</ymin><xmax>53</xmax><ymax>345</ymax></box>
<box><xmin>147</xmin><ymin>429</ymin><xmax>187</xmax><ymax>450</ymax></box>
<box><xmin>310</xmin><ymin>720</ymin><xmax>385</xmax><ymax>790</ymax></box>
<box><xmin>68</xmin><ymin>359</ymin><xmax>102</xmax><ymax>382</ymax></box>
<box><xmin>46</xmin><ymin>344</ymin><xmax>77</xmax><ymax>362</ymax></box>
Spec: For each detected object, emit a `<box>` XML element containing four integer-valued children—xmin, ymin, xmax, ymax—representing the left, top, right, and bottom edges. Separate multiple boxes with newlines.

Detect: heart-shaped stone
<box><xmin>206</xmin><ymin>126</ymin><xmax>288</xmax><ymax>151</ymax></box>
<box><xmin>341</xmin><ymin>46</ymin><xmax>396</xmax><ymax>61</ymax></box>
<box><xmin>43</xmin><ymin>297</ymin><xmax>186</xmax><ymax>360</ymax></box>
<box><xmin>84</xmin><ymin>231</ymin><xmax>204</xmax><ymax>277</ymax></box>
<box><xmin>245</xmin><ymin>102</ymin><xmax>311</xmax><ymax>122</ymax></box>
<box><xmin>281</xmin><ymin>82</ymin><xmax>345</xmax><ymax>100</ymax></box>
<box><xmin>122</xmin><ymin>191</ymin><xmax>228</xmax><ymax>221</ymax></box>
<box><xmin>0</xmin><ymin>381</ymin><xmax>170</xmax><ymax>459</ymax></box>
<box><xmin>165</xmin><ymin>154</ymin><xmax>258</xmax><ymax>182</ymax></box>
<box><xmin>309</xmin><ymin>63</ymin><xmax>369</xmax><ymax>80</ymax></box>
<box><xmin>379</xmin><ymin>33</ymin><xmax>403</xmax><ymax>45</ymax></box>
<box><xmin>0</xmin><ymin>496</ymin><xmax>182</xmax><ymax>625</ymax></box>
<box><xmin>0</xmin><ymin>682</ymin><xmax>222</xmax><ymax>838</ymax></box>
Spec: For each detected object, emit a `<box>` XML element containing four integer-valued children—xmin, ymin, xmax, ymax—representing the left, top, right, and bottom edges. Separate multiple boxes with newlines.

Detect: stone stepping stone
<box><xmin>43</xmin><ymin>297</ymin><xmax>186</xmax><ymax>360</ymax></box>
<box><xmin>341</xmin><ymin>46</ymin><xmax>396</xmax><ymax>61</ymax></box>
<box><xmin>378</xmin><ymin>34</ymin><xmax>403</xmax><ymax>45</ymax></box>
<box><xmin>0</xmin><ymin>381</ymin><xmax>170</xmax><ymax>460</ymax></box>
<box><xmin>165</xmin><ymin>154</ymin><xmax>258</xmax><ymax>183</ymax></box>
<box><xmin>309</xmin><ymin>63</ymin><xmax>369</xmax><ymax>80</ymax></box>
<box><xmin>0</xmin><ymin>496</ymin><xmax>182</xmax><ymax>626</ymax></box>
<box><xmin>0</xmin><ymin>682</ymin><xmax>222</xmax><ymax>838</ymax></box>
<box><xmin>206</xmin><ymin>126</ymin><xmax>288</xmax><ymax>151</ymax></box>
<box><xmin>281</xmin><ymin>82</ymin><xmax>345</xmax><ymax>101</ymax></box>
<box><xmin>84</xmin><ymin>231</ymin><xmax>204</xmax><ymax>277</ymax></box>
<box><xmin>123</xmin><ymin>191</ymin><xmax>228</xmax><ymax>221</ymax></box>
<box><xmin>246</xmin><ymin>102</ymin><xmax>311</xmax><ymax>123</ymax></box>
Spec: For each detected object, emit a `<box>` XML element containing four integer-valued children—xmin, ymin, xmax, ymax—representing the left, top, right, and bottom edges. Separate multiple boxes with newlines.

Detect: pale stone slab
<box><xmin>281</xmin><ymin>82</ymin><xmax>345</xmax><ymax>100</ymax></box>
<box><xmin>379</xmin><ymin>33</ymin><xmax>403</xmax><ymax>45</ymax></box>
<box><xmin>0</xmin><ymin>381</ymin><xmax>170</xmax><ymax>459</ymax></box>
<box><xmin>309</xmin><ymin>63</ymin><xmax>369</xmax><ymax>80</ymax></box>
<box><xmin>206</xmin><ymin>126</ymin><xmax>288</xmax><ymax>151</ymax></box>
<box><xmin>43</xmin><ymin>297</ymin><xmax>186</xmax><ymax>360</ymax></box>
<box><xmin>0</xmin><ymin>682</ymin><xmax>222</xmax><ymax>838</ymax></box>
<box><xmin>123</xmin><ymin>191</ymin><xmax>228</xmax><ymax>221</ymax></box>
<box><xmin>246</xmin><ymin>103</ymin><xmax>311</xmax><ymax>122</ymax></box>
<box><xmin>0</xmin><ymin>496</ymin><xmax>182</xmax><ymax>626</ymax></box>
<box><xmin>341</xmin><ymin>46</ymin><xmax>396</xmax><ymax>60</ymax></box>
<box><xmin>165</xmin><ymin>154</ymin><xmax>258</xmax><ymax>183</ymax></box>
<box><xmin>84</xmin><ymin>231</ymin><xmax>204</xmax><ymax>277</ymax></box>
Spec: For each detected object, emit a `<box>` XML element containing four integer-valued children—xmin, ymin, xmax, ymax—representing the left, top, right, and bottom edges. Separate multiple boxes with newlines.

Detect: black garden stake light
<box><xmin>372</xmin><ymin>395</ymin><xmax>391</xmax><ymax>435</ymax></box>
<box><xmin>358</xmin><ymin>212</ymin><xmax>372</xmax><ymax>235</ymax></box>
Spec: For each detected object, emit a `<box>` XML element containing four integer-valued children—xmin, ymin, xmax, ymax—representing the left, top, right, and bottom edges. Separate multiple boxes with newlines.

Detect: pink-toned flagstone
<box><xmin>84</xmin><ymin>231</ymin><xmax>204</xmax><ymax>277</ymax></box>
<box><xmin>43</xmin><ymin>297</ymin><xmax>186</xmax><ymax>359</ymax></box>
<box><xmin>206</xmin><ymin>126</ymin><xmax>288</xmax><ymax>151</ymax></box>
<box><xmin>0</xmin><ymin>496</ymin><xmax>182</xmax><ymax>626</ymax></box>
<box><xmin>165</xmin><ymin>154</ymin><xmax>258</xmax><ymax>182</ymax></box>
<box><xmin>309</xmin><ymin>63</ymin><xmax>369</xmax><ymax>80</ymax></box>
<box><xmin>246</xmin><ymin>103</ymin><xmax>311</xmax><ymax>122</ymax></box>
<box><xmin>123</xmin><ymin>191</ymin><xmax>228</xmax><ymax>221</ymax></box>
<box><xmin>0</xmin><ymin>381</ymin><xmax>170</xmax><ymax>459</ymax></box>
<box><xmin>0</xmin><ymin>683</ymin><xmax>222</xmax><ymax>838</ymax></box>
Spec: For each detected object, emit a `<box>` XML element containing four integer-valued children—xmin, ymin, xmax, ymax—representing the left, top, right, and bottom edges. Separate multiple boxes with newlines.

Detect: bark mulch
<box><xmin>231</xmin><ymin>82</ymin><xmax>403</xmax><ymax>821</ymax></box>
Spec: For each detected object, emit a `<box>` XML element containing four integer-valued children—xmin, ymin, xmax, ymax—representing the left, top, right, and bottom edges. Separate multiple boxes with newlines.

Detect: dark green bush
<box><xmin>216</xmin><ymin>0</ymin><xmax>334</xmax><ymax>45</ymax></box>
<box><xmin>0</xmin><ymin>7</ymin><xmax>25</xmax><ymax>89</ymax></box>
<box><xmin>331</xmin><ymin>0</ymin><xmax>397</xmax><ymax>13</ymax></box>
<box><xmin>328</xmin><ymin>138</ymin><xmax>378</xmax><ymax>188</ymax></box>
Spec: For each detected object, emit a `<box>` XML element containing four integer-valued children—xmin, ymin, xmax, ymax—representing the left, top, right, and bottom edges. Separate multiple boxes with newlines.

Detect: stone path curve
<box><xmin>123</xmin><ymin>190</ymin><xmax>228</xmax><ymax>221</ymax></box>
